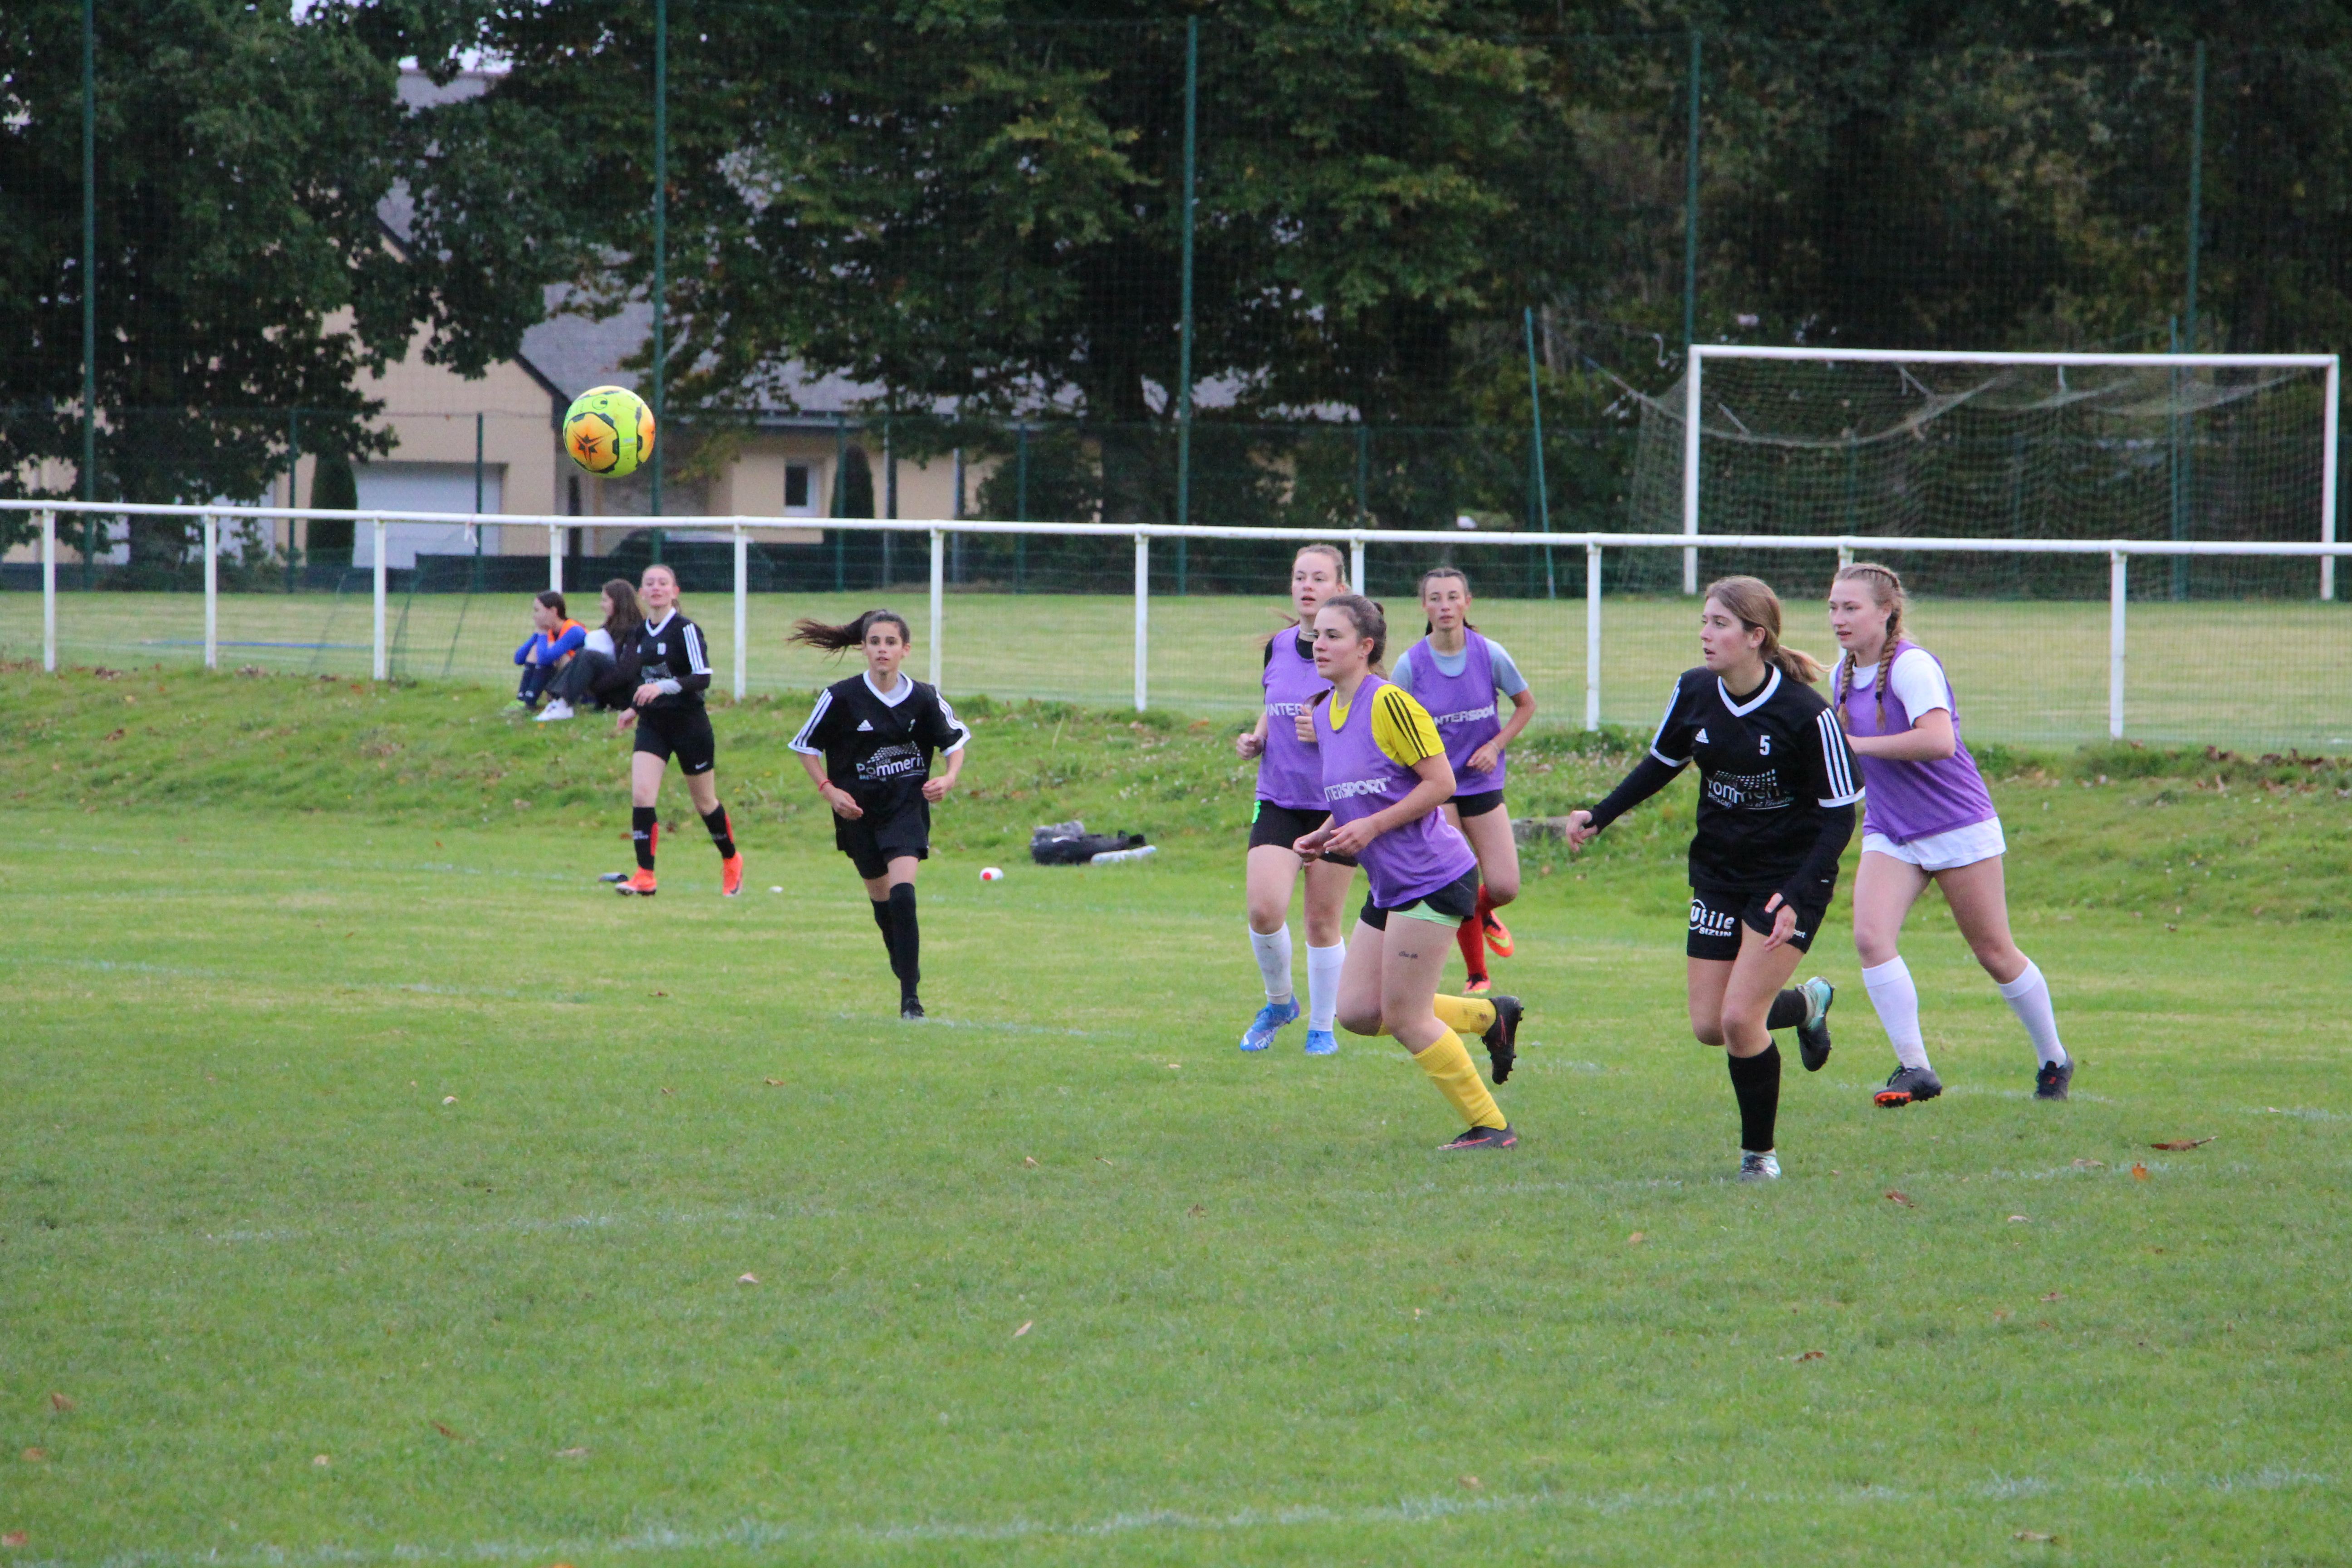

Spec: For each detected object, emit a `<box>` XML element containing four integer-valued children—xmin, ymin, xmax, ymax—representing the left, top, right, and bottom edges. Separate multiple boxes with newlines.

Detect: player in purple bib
<box><xmin>1289</xmin><ymin>594</ymin><xmax>1522</xmax><ymax>1152</ymax></box>
<box><xmin>1392</xmin><ymin>568</ymin><xmax>1537</xmax><ymax>993</ymax></box>
<box><xmin>1232</xmin><ymin>545</ymin><xmax>1358</xmax><ymax>1057</ymax></box>
<box><xmin>1828</xmin><ymin>562</ymin><xmax>2073</xmax><ymax>1106</ymax></box>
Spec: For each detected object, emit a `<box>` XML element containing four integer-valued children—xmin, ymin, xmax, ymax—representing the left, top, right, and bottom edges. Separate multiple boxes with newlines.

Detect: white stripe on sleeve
<box><xmin>1647</xmin><ymin>679</ymin><xmax>1690</xmax><ymax>766</ymax></box>
<box><xmin>1815</xmin><ymin>709</ymin><xmax>1864</xmax><ymax>806</ymax></box>
<box><xmin>788</xmin><ymin>689</ymin><xmax>833</xmax><ymax>755</ymax></box>
<box><xmin>681</xmin><ymin>622</ymin><xmax>710</xmax><ymax>676</ymax></box>
<box><xmin>936</xmin><ymin>694</ymin><xmax>973</xmax><ymax>754</ymax></box>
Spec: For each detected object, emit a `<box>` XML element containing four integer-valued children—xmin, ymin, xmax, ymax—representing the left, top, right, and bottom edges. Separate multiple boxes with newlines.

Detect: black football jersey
<box><xmin>789</xmin><ymin>673</ymin><xmax>971</xmax><ymax>806</ymax></box>
<box><xmin>1646</xmin><ymin>665</ymin><xmax>1863</xmax><ymax>891</ymax></box>
<box><xmin>633</xmin><ymin>610</ymin><xmax>711</xmax><ymax>711</ymax></box>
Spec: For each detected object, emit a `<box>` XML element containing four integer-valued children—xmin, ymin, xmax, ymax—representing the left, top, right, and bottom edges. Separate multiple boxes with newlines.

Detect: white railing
<box><xmin>1679</xmin><ymin>347</ymin><xmax>2342</xmax><ymax>600</ymax></box>
<box><xmin>9</xmin><ymin>498</ymin><xmax>2352</xmax><ymax>740</ymax></box>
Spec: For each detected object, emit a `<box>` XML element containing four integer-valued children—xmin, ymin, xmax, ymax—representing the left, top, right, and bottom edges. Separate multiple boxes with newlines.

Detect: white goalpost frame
<box><xmin>13</xmin><ymin>500</ymin><xmax>2350</xmax><ymax>745</ymax></box>
<box><xmin>1681</xmin><ymin>344</ymin><xmax>2343</xmax><ymax>601</ymax></box>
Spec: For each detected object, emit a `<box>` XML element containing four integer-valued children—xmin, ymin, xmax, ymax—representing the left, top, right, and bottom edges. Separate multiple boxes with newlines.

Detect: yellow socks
<box><xmin>1433</xmin><ymin>994</ymin><xmax>1496</xmax><ymax>1036</ymax></box>
<box><xmin>1413</xmin><ymin>1029</ymin><xmax>1506</xmax><ymax>1131</ymax></box>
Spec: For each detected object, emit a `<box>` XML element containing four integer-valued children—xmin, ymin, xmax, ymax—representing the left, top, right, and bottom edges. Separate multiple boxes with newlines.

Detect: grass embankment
<box><xmin>5</xmin><ymin>661</ymin><xmax>2347</xmax><ymax>923</ymax></box>
<box><xmin>2</xmin><ymin>664</ymin><xmax>2350</xmax><ymax>1565</ymax></box>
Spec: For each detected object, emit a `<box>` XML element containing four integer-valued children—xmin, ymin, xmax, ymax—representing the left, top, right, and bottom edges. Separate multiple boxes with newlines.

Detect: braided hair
<box><xmin>1831</xmin><ymin>561</ymin><xmax>1908</xmax><ymax>730</ymax></box>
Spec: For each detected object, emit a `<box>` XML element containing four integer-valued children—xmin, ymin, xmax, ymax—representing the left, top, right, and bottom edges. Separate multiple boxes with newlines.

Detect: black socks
<box><xmin>702</xmin><ymin>804</ymin><xmax>735</xmax><ymax>859</ymax></box>
<box><xmin>870</xmin><ymin>898</ymin><xmax>897</xmax><ymax>963</ymax></box>
<box><xmin>631</xmin><ymin>806</ymin><xmax>658</xmax><ymax>871</ymax></box>
<box><xmin>887</xmin><ymin>882</ymin><xmax>921</xmax><ymax>1000</ymax></box>
<box><xmin>1727</xmin><ymin>1044</ymin><xmax>1782</xmax><ymax>1153</ymax></box>
<box><xmin>1765</xmin><ymin>988</ymin><xmax>1807</xmax><ymax>1031</ymax></box>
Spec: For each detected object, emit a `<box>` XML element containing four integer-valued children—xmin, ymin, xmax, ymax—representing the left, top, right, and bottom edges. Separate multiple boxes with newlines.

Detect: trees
<box><xmin>0</xmin><ymin>0</ymin><xmax>582</xmax><ymax>565</ymax></box>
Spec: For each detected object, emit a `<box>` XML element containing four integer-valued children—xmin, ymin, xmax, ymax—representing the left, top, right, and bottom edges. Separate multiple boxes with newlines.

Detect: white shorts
<box><xmin>1862</xmin><ymin>816</ymin><xmax>2006</xmax><ymax>873</ymax></box>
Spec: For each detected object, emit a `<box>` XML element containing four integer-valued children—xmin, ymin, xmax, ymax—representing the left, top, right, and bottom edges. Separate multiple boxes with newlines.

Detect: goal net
<box><xmin>1624</xmin><ymin>348</ymin><xmax>2341</xmax><ymax>605</ymax></box>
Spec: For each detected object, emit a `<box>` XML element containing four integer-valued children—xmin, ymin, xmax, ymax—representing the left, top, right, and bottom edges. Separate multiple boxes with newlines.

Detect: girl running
<box><xmin>788</xmin><ymin>609</ymin><xmax>971</xmax><ymax>1020</ymax></box>
<box><xmin>1565</xmin><ymin>578</ymin><xmax>1857</xmax><ymax>1181</ymax></box>
<box><xmin>1232</xmin><ymin>543</ymin><xmax>1355</xmax><ymax>1056</ymax></box>
<box><xmin>1827</xmin><ymin>561</ymin><xmax>2072</xmax><ymax>1105</ymax></box>
<box><xmin>610</xmin><ymin>564</ymin><xmax>744</xmax><ymax>898</ymax></box>
<box><xmin>1292</xmin><ymin>594</ymin><xmax>1522</xmax><ymax>1151</ymax></box>
<box><xmin>1389</xmin><ymin>567</ymin><xmax>1535</xmax><ymax>993</ymax></box>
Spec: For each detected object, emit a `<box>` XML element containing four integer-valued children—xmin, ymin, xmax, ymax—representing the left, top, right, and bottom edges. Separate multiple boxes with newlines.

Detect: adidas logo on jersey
<box><xmin>1695</xmin><ymin>727</ymin><xmax>1710</xmax><ymax>744</ymax></box>
<box><xmin>856</xmin><ymin>719</ymin><xmax>874</xmax><ymax>731</ymax></box>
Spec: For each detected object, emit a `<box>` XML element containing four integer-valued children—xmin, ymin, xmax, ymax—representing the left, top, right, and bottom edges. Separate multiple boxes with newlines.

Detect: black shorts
<box><xmin>837</xmin><ymin>794</ymin><xmax>931</xmax><ymax>880</ymax></box>
<box><xmin>1359</xmin><ymin>866</ymin><xmax>1480</xmax><ymax>932</ymax></box>
<box><xmin>1686</xmin><ymin>883</ymin><xmax>1829</xmax><ymax>960</ymax></box>
<box><xmin>1248</xmin><ymin>799</ymin><xmax>1331</xmax><ymax>852</ymax></box>
<box><xmin>1452</xmin><ymin>789</ymin><xmax>1505</xmax><ymax>819</ymax></box>
<box><xmin>632</xmin><ymin>704</ymin><xmax>716</xmax><ymax>776</ymax></box>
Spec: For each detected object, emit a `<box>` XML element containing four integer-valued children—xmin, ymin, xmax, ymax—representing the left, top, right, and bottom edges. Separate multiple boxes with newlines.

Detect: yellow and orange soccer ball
<box><xmin>563</xmin><ymin>385</ymin><xmax>655</xmax><ymax>479</ymax></box>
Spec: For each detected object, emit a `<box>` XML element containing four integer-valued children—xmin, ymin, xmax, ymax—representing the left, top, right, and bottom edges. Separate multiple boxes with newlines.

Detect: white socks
<box><xmin>1999</xmin><ymin>959</ymin><xmax>2068</xmax><ymax>1066</ymax></box>
<box><xmin>1249</xmin><ymin>924</ymin><xmax>1295</xmax><ymax>1003</ymax></box>
<box><xmin>1867</xmin><ymin>953</ymin><xmax>2068</xmax><ymax>1070</ymax></box>
<box><xmin>1862</xmin><ymin>957</ymin><xmax>1931</xmax><ymax>1071</ymax></box>
<box><xmin>1306</xmin><ymin>943</ymin><xmax>1347</xmax><ymax>1033</ymax></box>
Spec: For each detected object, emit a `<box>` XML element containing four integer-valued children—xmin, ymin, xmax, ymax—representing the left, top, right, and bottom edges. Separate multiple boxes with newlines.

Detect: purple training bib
<box><xmin>1402</xmin><ymin>629</ymin><xmax>1507</xmax><ymax>795</ymax></box>
<box><xmin>1313</xmin><ymin>674</ymin><xmax>1478</xmax><ymax>909</ymax></box>
<box><xmin>1257</xmin><ymin>631</ymin><xmax>1329</xmax><ymax>811</ymax></box>
<box><xmin>1839</xmin><ymin>639</ymin><xmax>1996</xmax><ymax>845</ymax></box>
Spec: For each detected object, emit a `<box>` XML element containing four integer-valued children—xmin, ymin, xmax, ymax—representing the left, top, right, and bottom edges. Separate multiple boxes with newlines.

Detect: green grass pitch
<box><xmin>2</xmin><ymin>666</ymin><xmax>2349</xmax><ymax>1564</ymax></box>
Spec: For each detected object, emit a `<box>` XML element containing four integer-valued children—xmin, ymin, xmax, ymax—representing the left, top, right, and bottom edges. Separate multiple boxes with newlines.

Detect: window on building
<box><xmin>784</xmin><ymin>462</ymin><xmax>813</xmax><ymax>513</ymax></box>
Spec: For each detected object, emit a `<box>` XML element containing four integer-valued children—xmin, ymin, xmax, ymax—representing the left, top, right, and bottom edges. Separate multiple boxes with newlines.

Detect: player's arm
<box><xmin>1841</xmin><ymin>653</ymin><xmax>1957</xmax><ymax>761</ymax></box>
<box><xmin>1764</xmin><ymin>709</ymin><xmax>1865</xmax><ymax>928</ymax></box>
<box><xmin>1468</xmin><ymin>643</ymin><xmax>1534</xmax><ymax>772</ymax></box>
<box><xmin>921</xmin><ymin>694</ymin><xmax>971</xmax><ymax>802</ymax></box>
<box><xmin>1567</xmin><ymin>680</ymin><xmax>1690</xmax><ymax>847</ymax></box>
<box><xmin>657</xmin><ymin>622</ymin><xmax>712</xmax><ymax>699</ymax></box>
<box><xmin>790</xmin><ymin>691</ymin><xmax>861</xmax><ymax>818</ymax></box>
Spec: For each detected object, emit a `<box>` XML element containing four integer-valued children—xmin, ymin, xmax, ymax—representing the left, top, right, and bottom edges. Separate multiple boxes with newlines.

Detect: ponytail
<box><xmin>1318</xmin><ymin>593</ymin><xmax>1390</xmax><ymax>674</ymax></box>
<box><xmin>1702</xmin><ymin>575</ymin><xmax>1824</xmax><ymax>686</ymax></box>
<box><xmin>789</xmin><ymin>608</ymin><xmax>913</xmax><ymax>656</ymax></box>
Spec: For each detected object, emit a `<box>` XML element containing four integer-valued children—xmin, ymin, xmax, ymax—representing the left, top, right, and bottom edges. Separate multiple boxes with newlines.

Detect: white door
<box><xmin>351</xmin><ymin>463</ymin><xmax>505</xmax><ymax>567</ymax></box>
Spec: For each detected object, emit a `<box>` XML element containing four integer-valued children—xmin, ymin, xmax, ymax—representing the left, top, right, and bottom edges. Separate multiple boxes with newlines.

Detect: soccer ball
<box><xmin>563</xmin><ymin>385</ymin><xmax>655</xmax><ymax>479</ymax></box>
<box><xmin>980</xmin><ymin>867</ymin><xmax>1004</xmax><ymax>882</ymax></box>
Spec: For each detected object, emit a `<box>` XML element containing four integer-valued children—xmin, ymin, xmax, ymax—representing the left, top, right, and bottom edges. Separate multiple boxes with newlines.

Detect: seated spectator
<box><xmin>514</xmin><ymin>591</ymin><xmax>587</xmax><ymax>710</ymax></box>
<box><xmin>537</xmin><ymin>579</ymin><xmax>644</xmax><ymax>721</ymax></box>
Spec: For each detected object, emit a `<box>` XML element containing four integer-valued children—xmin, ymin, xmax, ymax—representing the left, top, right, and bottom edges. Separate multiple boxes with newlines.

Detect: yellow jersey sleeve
<box><xmin>1371</xmin><ymin>684</ymin><xmax>1445</xmax><ymax>770</ymax></box>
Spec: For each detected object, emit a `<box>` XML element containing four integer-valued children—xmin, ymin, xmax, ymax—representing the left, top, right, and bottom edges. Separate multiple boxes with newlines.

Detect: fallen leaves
<box><xmin>1794</xmin><ymin>1350</ymin><xmax>1825</xmax><ymax>1362</ymax></box>
<box><xmin>441</xmin><ymin>1095</ymin><xmax>458</xmax><ymax>1105</ymax></box>
<box><xmin>1627</xmin><ymin>1231</ymin><xmax>1646</xmax><ymax>1245</ymax></box>
<box><xmin>4</xmin><ymin>1532</ymin><xmax>27</xmax><ymax>1548</ymax></box>
<box><xmin>19</xmin><ymin>1449</ymin><xmax>44</xmax><ymax>1464</ymax></box>
<box><xmin>1457</xmin><ymin>1474</ymin><xmax>1484</xmax><ymax>1490</ymax></box>
<box><xmin>312</xmin><ymin>1454</ymin><xmax>331</xmax><ymax>1467</ymax></box>
<box><xmin>2007</xmin><ymin>1215</ymin><xmax>2030</xmax><ymax>1223</ymax></box>
<box><xmin>47</xmin><ymin>1392</ymin><xmax>73</xmax><ymax>1414</ymax></box>
<box><xmin>2132</xmin><ymin>1163</ymin><xmax>2151</xmax><ymax>1181</ymax></box>
<box><xmin>1095</xmin><ymin>1156</ymin><xmax>1114</xmax><ymax>1166</ymax></box>
<box><xmin>1022</xmin><ymin>1156</ymin><xmax>1039</xmax><ymax>1168</ymax></box>
<box><xmin>737</xmin><ymin>1273</ymin><xmax>760</xmax><ymax>1286</ymax></box>
<box><xmin>1884</xmin><ymin>1190</ymin><xmax>1915</xmax><ymax>1208</ymax></box>
<box><xmin>2041</xmin><ymin>1291</ymin><xmax>2065</xmax><ymax>1302</ymax></box>
<box><xmin>2150</xmin><ymin>1136</ymin><xmax>2215</xmax><ymax>1151</ymax></box>
<box><xmin>431</xmin><ymin>1422</ymin><xmax>465</xmax><ymax>1442</ymax></box>
<box><xmin>1012</xmin><ymin>1321</ymin><xmax>1033</xmax><ymax>1338</ymax></box>
<box><xmin>1186</xmin><ymin>1204</ymin><xmax>1206</xmax><ymax>1217</ymax></box>
<box><xmin>555</xmin><ymin>1447</ymin><xmax>589</xmax><ymax>1459</ymax></box>
<box><xmin>1994</xmin><ymin>1309</ymin><xmax>2012</xmax><ymax>1322</ymax></box>
<box><xmin>2014</xmin><ymin>1529</ymin><xmax>2056</xmax><ymax>1543</ymax></box>
<box><xmin>2071</xmin><ymin>1158</ymin><xmax>2106</xmax><ymax>1170</ymax></box>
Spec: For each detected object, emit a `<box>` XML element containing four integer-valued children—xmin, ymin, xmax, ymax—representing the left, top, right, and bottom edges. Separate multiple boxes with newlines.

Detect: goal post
<box><xmin>1673</xmin><ymin>345</ymin><xmax>2342</xmax><ymax>600</ymax></box>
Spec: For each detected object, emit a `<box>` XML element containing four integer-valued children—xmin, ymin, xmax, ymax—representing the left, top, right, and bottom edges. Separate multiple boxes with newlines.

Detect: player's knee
<box><xmin>1246</xmin><ymin>900</ymin><xmax>1287</xmax><ymax>935</ymax></box>
<box><xmin>1690</xmin><ymin>1017</ymin><xmax>1726</xmax><ymax>1047</ymax></box>
<box><xmin>1854</xmin><ymin>929</ymin><xmax>1900</xmax><ymax>966</ymax></box>
<box><xmin>1972</xmin><ymin>938</ymin><xmax>2025</xmax><ymax>978</ymax></box>
<box><xmin>1337</xmin><ymin>1007</ymin><xmax>1383</xmax><ymax>1037</ymax></box>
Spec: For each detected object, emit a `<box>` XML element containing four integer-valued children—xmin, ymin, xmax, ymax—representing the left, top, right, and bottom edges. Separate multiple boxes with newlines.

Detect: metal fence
<box><xmin>8</xmin><ymin>499</ymin><xmax>2351</xmax><ymax>753</ymax></box>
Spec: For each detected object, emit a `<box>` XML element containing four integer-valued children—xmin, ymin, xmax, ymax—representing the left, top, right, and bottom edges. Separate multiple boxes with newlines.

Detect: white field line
<box><xmin>68</xmin><ymin>1467</ymin><xmax>2337</xmax><ymax>1568</ymax></box>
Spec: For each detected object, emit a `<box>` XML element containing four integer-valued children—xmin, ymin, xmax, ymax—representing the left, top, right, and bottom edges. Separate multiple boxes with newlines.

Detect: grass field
<box><xmin>2</xmin><ymin>586</ymin><xmax>2348</xmax><ymax>751</ymax></box>
<box><xmin>4</xmin><ymin>666</ymin><xmax>2351</xmax><ymax>1564</ymax></box>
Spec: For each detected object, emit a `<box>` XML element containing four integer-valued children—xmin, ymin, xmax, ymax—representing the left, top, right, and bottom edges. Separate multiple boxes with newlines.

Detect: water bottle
<box><xmin>1089</xmin><ymin>844</ymin><xmax>1158</xmax><ymax>865</ymax></box>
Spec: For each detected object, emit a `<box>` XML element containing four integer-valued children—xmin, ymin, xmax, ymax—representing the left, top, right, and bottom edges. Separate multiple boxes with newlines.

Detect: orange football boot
<box><xmin>720</xmin><ymin>854</ymin><xmax>745</xmax><ymax>897</ymax></box>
